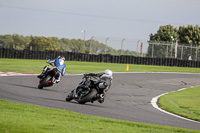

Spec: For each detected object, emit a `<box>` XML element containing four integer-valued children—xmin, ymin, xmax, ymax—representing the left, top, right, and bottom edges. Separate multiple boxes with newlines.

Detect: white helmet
<box><xmin>104</xmin><ymin>69</ymin><xmax>112</xmax><ymax>76</ymax></box>
<box><xmin>58</xmin><ymin>56</ymin><xmax>65</xmax><ymax>61</ymax></box>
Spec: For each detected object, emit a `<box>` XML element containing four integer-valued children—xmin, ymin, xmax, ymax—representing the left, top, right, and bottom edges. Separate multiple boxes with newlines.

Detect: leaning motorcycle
<box><xmin>38</xmin><ymin>63</ymin><xmax>61</xmax><ymax>89</ymax></box>
<box><xmin>65</xmin><ymin>73</ymin><xmax>109</xmax><ymax>104</ymax></box>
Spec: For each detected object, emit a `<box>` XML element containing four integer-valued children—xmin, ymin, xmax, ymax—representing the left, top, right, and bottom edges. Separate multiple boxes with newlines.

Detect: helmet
<box><xmin>104</xmin><ymin>69</ymin><xmax>112</xmax><ymax>76</ymax></box>
<box><xmin>58</xmin><ymin>56</ymin><xmax>65</xmax><ymax>61</ymax></box>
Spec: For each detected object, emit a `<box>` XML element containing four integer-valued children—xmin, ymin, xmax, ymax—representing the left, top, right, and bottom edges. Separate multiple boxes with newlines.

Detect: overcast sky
<box><xmin>0</xmin><ymin>0</ymin><xmax>199</xmax><ymax>51</ymax></box>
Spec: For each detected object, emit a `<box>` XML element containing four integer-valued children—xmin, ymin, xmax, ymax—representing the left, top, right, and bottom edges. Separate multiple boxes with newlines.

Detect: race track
<box><xmin>0</xmin><ymin>72</ymin><xmax>200</xmax><ymax>130</ymax></box>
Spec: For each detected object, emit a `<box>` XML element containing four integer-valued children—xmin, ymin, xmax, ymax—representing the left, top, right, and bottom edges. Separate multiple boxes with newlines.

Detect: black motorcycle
<box><xmin>66</xmin><ymin>73</ymin><xmax>110</xmax><ymax>104</ymax></box>
<box><xmin>38</xmin><ymin>63</ymin><xmax>61</xmax><ymax>89</ymax></box>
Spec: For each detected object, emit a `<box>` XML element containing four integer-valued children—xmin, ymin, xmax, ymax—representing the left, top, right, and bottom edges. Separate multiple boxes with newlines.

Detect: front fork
<box><xmin>51</xmin><ymin>77</ymin><xmax>56</xmax><ymax>84</ymax></box>
<box><xmin>73</xmin><ymin>87</ymin><xmax>90</xmax><ymax>99</ymax></box>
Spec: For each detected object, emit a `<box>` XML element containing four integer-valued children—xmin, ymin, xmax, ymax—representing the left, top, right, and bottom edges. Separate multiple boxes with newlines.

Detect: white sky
<box><xmin>0</xmin><ymin>0</ymin><xmax>199</xmax><ymax>51</ymax></box>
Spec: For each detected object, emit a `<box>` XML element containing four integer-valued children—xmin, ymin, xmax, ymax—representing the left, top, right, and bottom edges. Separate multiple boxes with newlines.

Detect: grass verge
<box><xmin>0</xmin><ymin>100</ymin><xmax>199</xmax><ymax>133</ymax></box>
<box><xmin>158</xmin><ymin>86</ymin><xmax>200</xmax><ymax>122</ymax></box>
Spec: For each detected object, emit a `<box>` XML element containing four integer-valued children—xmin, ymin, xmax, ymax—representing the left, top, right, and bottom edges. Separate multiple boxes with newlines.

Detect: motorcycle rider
<box><xmin>80</xmin><ymin>69</ymin><xmax>113</xmax><ymax>103</ymax></box>
<box><xmin>97</xmin><ymin>69</ymin><xmax>113</xmax><ymax>103</ymax></box>
<box><xmin>37</xmin><ymin>56</ymin><xmax>66</xmax><ymax>83</ymax></box>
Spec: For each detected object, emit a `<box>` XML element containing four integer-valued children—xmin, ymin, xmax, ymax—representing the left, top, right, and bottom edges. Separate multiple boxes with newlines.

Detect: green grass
<box><xmin>1</xmin><ymin>58</ymin><xmax>200</xmax><ymax>74</ymax></box>
<box><xmin>1</xmin><ymin>58</ymin><xmax>200</xmax><ymax>132</ymax></box>
<box><xmin>0</xmin><ymin>100</ymin><xmax>199</xmax><ymax>133</ymax></box>
<box><xmin>158</xmin><ymin>86</ymin><xmax>200</xmax><ymax>122</ymax></box>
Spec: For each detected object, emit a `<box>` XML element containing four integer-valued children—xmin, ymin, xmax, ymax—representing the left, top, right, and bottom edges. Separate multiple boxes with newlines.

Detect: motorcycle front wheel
<box><xmin>66</xmin><ymin>92</ymin><xmax>73</xmax><ymax>101</ymax></box>
<box><xmin>38</xmin><ymin>75</ymin><xmax>51</xmax><ymax>89</ymax></box>
<box><xmin>78</xmin><ymin>89</ymin><xmax>97</xmax><ymax>104</ymax></box>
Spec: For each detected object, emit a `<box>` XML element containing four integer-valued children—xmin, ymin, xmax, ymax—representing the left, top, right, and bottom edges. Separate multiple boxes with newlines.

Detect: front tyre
<box><xmin>66</xmin><ymin>92</ymin><xmax>73</xmax><ymax>101</ymax></box>
<box><xmin>38</xmin><ymin>75</ymin><xmax>51</xmax><ymax>89</ymax></box>
<box><xmin>78</xmin><ymin>89</ymin><xmax>97</xmax><ymax>104</ymax></box>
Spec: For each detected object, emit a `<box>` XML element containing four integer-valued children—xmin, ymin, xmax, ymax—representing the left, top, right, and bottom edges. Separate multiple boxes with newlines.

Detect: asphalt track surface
<box><xmin>0</xmin><ymin>72</ymin><xmax>200</xmax><ymax>130</ymax></box>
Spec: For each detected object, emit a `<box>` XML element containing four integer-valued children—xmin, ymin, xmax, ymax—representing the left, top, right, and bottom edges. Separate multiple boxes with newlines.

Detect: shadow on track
<box><xmin>37</xmin><ymin>97</ymin><xmax>67</xmax><ymax>103</ymax></box>
<box><xmin>0</xmin><ymin>81</ymin><xmax>38</xmax><ymax>89</ymax></box>
<box><xmin>37</xmin><ymin>96</ymin><xmax>104</xmax><ymax>107</ymax></box>
<box><xmin>0</xmin><ymin>81</ymin><xmax>67</xmax><ymax>93</ymax></box>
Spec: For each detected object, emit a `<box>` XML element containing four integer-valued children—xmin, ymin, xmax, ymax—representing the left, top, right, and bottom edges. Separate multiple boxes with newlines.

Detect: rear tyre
<box><xmin>78</xmin><ymin>89</ymin><xmax>97</xmax><ymax>104</ymax></box>
<box><xmin>38</xmin><ymin>75</ymin><xmax>51</xmax><ymax>89</ymax></box>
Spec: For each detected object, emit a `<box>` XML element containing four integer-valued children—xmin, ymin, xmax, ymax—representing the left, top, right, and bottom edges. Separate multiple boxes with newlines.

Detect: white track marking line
<box><xmin>0</xmin><ymin>72</ymin><xmax>38</xmax><ymax>76</ymax></box>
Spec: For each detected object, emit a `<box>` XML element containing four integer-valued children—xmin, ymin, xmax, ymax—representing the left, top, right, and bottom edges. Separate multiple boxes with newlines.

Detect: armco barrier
<box><xmin>0</xmin><ymin>48</ymin><xmax>200</xmax><ymax>68</ymax></box>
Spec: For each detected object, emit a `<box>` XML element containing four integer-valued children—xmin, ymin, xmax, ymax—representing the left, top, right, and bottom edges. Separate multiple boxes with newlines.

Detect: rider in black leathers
<box><xmin>83</xmin><ymin>69</ymin><xmax>113</xmax><ymax>103</ymax></box>
<box><xmin>66</xmin><ymin>69</ymin><xmax>113</xmax><ymax>103</ymax></box>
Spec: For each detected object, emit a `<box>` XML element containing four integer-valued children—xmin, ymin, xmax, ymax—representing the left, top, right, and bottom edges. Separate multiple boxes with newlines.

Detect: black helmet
<box><xmin>58</xmin><ymin>56</ymin><xmax>65</xmax><ymax>61</ymax></box>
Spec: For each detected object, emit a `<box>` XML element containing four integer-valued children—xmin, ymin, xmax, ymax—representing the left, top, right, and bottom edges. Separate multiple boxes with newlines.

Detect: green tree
<box><xmin>12</xmin><ymin>34</ymin><xmax>31</xmax><ymax>50</ymax></box>
<box><xmin>0</xmin><ymin>33</ymin><xmax>137</xmax><ymax>56</ymax></box>
<box><xmin>150</xmin><ymin>24</ymin><xmax>178</xmax><ymax>41</ymax></box>
<box><xmin>60</xmin><ymin>38</ymin><xmax>70</xmax><ymax>52</ymax></box>
<box><xmin>29</xmin><ymin>36</ymin><xmax>57</xmax><ymax>51</ymax></box>
<box><xmin>0</xmin><ymin>34</ymin><xmax>31</xmax><ymax>49</ymax></box>
<box><xmin>0</xmin><ymin>34</ymin><xmax>14</xmax><ymax>48</ymax></box>
<box><xmin>178</xmin><ymin>24</ymin><xmax>200</xmax><ymax>45</ymax></box>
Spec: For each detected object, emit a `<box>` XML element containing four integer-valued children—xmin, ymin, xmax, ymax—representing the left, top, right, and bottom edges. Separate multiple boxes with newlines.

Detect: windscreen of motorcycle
<box><xmin>79</xmin><ymin>77</ymin><xmax>86</xmax><ymax>85</ymax></box>
<box><xmin>79</xmin><ymin>77</ymin><xmax>91</xmax><ymax>86</ymax></box>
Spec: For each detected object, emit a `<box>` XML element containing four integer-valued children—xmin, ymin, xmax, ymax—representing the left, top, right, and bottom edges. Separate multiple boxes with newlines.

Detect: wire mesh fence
<box><xmin>147</xmin><ymin>41</ymin><xmax>200</xmax><ymax>61</ymax></box>
<box><xmin>90</xmin><ymin>37</ymin><xmax>200</xmax><ymax>61</ymax></box>
<box><xmin>89</xmin><ymin>36</ymin><xmax>148</xmax><ymax>56</ymax></box>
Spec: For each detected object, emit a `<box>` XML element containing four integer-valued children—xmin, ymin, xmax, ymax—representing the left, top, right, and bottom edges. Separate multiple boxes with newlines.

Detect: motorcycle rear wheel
<box><xmin>78</xmin><ymin>89</ymin><xmax>97</xmax><ymax>104</ymax></box>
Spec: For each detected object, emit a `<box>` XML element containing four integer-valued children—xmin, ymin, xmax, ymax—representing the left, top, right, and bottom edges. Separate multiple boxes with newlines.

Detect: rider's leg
<box><xmin>37</xmin><ymin>66</ymin><xmax>49</xmax><ymax>78</ymax></box>
<box><xmin>55</xmin><ymin>72</ymin><xmax>61</xmax><ymax>83</ymax></box>
<box><xmin>98</xmin><ymin>86</ymin><xmax>111</xmax><ymax>103</ymax></box>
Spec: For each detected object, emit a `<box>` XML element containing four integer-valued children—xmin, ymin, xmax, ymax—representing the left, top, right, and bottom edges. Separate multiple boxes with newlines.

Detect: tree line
<box><xmin>0</xmin><ymin>34</ymin><xmax>137</xmax><ymax>56</ymax></box>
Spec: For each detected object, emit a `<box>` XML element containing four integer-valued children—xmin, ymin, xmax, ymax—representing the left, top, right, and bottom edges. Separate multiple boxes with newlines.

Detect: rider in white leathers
<box><xmin>98</xmin><ymin>69</ymin><xmax>113</xmax><ymax>103</ymax></box>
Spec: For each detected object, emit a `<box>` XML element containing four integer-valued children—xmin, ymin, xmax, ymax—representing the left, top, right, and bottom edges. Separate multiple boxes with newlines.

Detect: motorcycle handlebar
<box><xmin>55</xmin><ymin>66</ymin><xmax>62</xmax><ymax>73</ymax></box>
<box><xmin>48</xmin><ymin>63</ymin><xmax>62</xmax><ymax>73</ymax></box>
<box><xmin>49</xmin><ymin>63</ymin><xmax>54</xmax><ymax>66</ymax></box>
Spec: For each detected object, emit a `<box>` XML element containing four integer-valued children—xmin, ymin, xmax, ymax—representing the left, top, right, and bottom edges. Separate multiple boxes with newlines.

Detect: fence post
<box><xmin>0</xmin><ymin>48</ymin><xmax>2</xmax><ymax>58</ymax></box>
<box><xmin>152</xmin><ymin>44</ymin><xmax>154</xmax><ymax>57</ymax></box>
